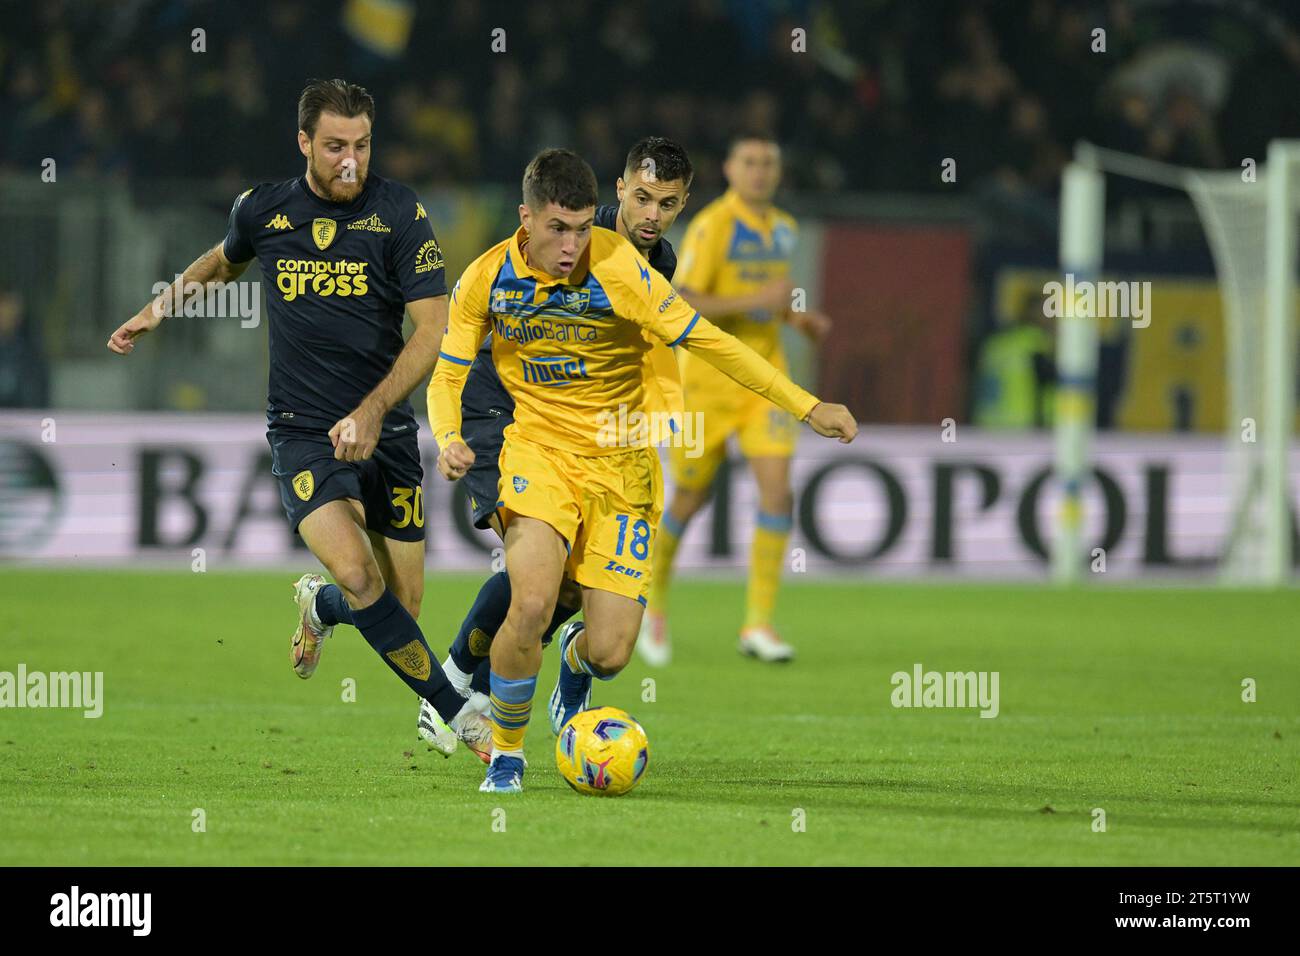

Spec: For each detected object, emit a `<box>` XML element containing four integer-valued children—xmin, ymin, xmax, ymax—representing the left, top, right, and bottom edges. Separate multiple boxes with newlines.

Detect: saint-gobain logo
<box><xmin>50</xmin><ymin>886</ymin><xmax>151</xmax><ymax>936</ymax></box>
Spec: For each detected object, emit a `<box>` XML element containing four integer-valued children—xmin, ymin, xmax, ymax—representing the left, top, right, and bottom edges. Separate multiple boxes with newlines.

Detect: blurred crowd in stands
<box><xmin>4</xmin><ymin>0</ymin><xmax>1300</xmax><ymax>420</ymax></box>
<box><xmin>3</xmin><ymin>0</ymin><xmax>1298</xmax><ymax>199</ymax></box>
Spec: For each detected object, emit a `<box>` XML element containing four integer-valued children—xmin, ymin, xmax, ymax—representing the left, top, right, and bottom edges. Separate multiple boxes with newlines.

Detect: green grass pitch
<box><xmin>1</xmin><ymin>569</ymin><xmax>1296</xmax><ymax>865</ymax></box>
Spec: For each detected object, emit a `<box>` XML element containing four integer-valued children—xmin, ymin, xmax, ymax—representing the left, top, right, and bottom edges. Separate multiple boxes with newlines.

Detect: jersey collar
<box><xmin>296</xmin><ymin>173</ymin><xmax>373</xmax><ymax>214</ymax></box>
<box><xmin>508</xmin><ymin>225</ymin><xmax>591</xmax><ymax>288</ymax></box>
<box><xmin>723</xmin><ymin>189</ymin><xmax>777</xmax><ymax>233</ymax></box>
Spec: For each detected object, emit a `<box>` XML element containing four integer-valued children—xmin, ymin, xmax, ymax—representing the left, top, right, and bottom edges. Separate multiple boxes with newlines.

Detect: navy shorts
<box><xmin>459</xmin><ymin>347</ymin><xmax>515</xmax><ymax>532</ymax></box>
<box><xmin>460</xmin><ymin>410</ymin><xmax>510</xmax><ymax>531</ymax></box>
<box><xmin>268</xmin><ymin>423</ymin><xmax>426</xmax><ymax>541</ymax></box>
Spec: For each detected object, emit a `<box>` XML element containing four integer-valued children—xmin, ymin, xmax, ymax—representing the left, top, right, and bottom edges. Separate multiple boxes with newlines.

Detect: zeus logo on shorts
<box><xmin>520</xmin><ymin>355</ymin><xmax>589</xmax><ymax>387</ymax></box>
<box><xmin>604</xmin><ymin>560</ymin><xmax>643</xmax><ymax>579</ymax></box>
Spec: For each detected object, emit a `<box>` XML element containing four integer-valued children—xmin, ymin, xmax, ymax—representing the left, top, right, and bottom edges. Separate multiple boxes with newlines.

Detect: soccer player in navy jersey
<box><xmin>108</xmin><ymin>78</ymin><xmax>492</xmax><ymax>759</ymax></box>
<box><xmin>417</xmin><ymin>137</ymin><xmax>693</xmax><ymax>745</ymax></box>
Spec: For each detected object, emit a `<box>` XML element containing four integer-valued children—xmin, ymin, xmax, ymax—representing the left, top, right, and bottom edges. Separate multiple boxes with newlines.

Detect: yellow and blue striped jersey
<box><xmin>428</xmin><ymin>225</ymin><xmax>818</xmax><ymax>456</ymax></box>
<box><xmin>675</xmin><ymin>189</ymin><xmax>799</xmax><ymax>358</ymax></box>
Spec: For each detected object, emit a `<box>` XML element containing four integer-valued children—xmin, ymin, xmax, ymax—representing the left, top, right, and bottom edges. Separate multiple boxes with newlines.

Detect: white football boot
<box><xmin>418</xmin><ymin>692</ymin><xmax>493</xmax><ymax>763</ymax></box>
<box><xmin>289</xmin><ymin>573</ymin><xmax>332</xmax><ymax>678</ymax></box>
<box><xmin>636</xmin><ymin>610</ymin><xmax>672</xmax><ymax>667</ymax></box>
<box><xmin>738</xmin><ymin>626</ymin><xmax>795</xmax><ymax>663</ymax></box>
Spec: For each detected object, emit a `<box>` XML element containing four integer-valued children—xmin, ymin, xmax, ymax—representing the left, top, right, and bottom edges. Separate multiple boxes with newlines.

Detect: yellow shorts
<box><xmin>496</xmin><ymin>434</ymin><xmax>662</xmax><ymax>603</ymax></box>
<box><xmin>670</xmin><ymin>351</ymin><xmax>800</xmax><ymax>491</ymax></box>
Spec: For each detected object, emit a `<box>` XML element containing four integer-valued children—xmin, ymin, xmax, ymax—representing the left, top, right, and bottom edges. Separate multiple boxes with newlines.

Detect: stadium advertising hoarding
<box><xmin>0</xmin><ymin>412</ymin><xmax>1271</xmax><ymax>578</ymax></box>
<box><xmin>816</xmin><ymin>223</ymin><xmax>971</xmax><ymax>426</ymax></box>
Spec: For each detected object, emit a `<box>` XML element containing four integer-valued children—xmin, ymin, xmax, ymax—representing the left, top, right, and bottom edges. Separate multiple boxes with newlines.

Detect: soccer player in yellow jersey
<box><xmin>427</xmin><ymin>149</ymin><xmax>856</xmax><ymax>793</ymax></box>
<box><xmin>641</xmin><ymin>130</ymin><xmax>833</xmax><ymax>666</ymax></box>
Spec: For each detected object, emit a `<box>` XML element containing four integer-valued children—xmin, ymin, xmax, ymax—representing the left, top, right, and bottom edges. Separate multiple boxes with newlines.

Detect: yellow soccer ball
<box><xmin>555</xmin><ymin>706</ymin><xmax>650</xmax><ymax>796</ymax></box>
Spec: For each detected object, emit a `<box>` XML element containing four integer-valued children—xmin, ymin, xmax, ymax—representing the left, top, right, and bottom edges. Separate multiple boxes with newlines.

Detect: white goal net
<box><xmin>1058</xmin><ymin>141</ymin><xmax>1300</xmax><ymax>584</ymax></box>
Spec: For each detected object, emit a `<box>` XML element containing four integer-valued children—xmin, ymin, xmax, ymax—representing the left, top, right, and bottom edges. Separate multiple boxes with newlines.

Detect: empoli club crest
<box><xmin>292</xmin><ymin>470</ymin><xmax>314</xmax><ymax>501</ymax></box>
<box><xmin>386</xmin><ymin>639</ymin><xmax>432</xmax><ymax>680</ymax></box>
<box><xmin>312</xmin><ymin>218</ymin><xmax>337</xmax><ymax>251</ymax></box>
<box><xmin>468</xmin><ymin>628</ymin><xmax>493</xmax><ymax>656</ymax></box>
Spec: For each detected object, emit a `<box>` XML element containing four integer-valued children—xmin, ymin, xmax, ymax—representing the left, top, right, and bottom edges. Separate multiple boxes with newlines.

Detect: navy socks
<box><xmin>351</xmin><ymin>588</ymin><xmax>463</xmax><ymax>722</ymax></box>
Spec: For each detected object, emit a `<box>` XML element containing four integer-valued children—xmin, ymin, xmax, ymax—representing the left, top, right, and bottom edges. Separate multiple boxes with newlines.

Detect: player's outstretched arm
<box><xmin>677</xmin><ymin>314</ymin><xmax>857</xmax><ymax>443</ymax></box>
<box><xmin>107</xmin><ymin>242</ymin><xmax>249</xmax><ymax>355</ymax></box>
<box><xmin>329</xmin><ymin>294</ymin><xmax>449</xmax><ymax>462</ymax></box>
<box><xmin>617</xmin><ymin>243</ymin><xmax>857</xmax><ymax>444</ymax></box>
<box><xmin>428</xmin><ymin>334</ymin><xmax>482</xmax><ymax>480</ymax></box>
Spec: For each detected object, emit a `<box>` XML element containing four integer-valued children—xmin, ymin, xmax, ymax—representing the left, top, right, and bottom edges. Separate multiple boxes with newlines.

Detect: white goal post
<box><xmin>1054</xmin><ymin>140</ymin><xmax>1300</xmax><ymax>585</ymax></box>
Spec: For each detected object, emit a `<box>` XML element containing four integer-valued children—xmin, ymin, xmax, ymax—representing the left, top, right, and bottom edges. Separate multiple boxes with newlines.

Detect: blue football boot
<box><xmin>479</xmin><ymin>752</ymin><xmax>526</xmax><ymax>793</ymax></box>
<box><xmin>549</xmin><ymin>621</ymin><xmax>592</xmax><ymax>735</ymax></box>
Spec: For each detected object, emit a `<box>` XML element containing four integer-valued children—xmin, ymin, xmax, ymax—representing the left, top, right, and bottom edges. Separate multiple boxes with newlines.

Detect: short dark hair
<box><xmin>522</xmin><ymin>149</ymin><xmax>598</xmax><ymax>210</ymax></box>
<box><xmin>298</xmin><ymin>78</ymin><xmax>375</xmax><ymax>139</ymax></box>
<box><xmin>624</xmin><ymin>136</ymin><xmax>694</xmax><ymax>188</ymax></box>
<box><xmin>727</xmin><ymin>128</ymin><xmax>780</xmax><ymax>157</ymax></box>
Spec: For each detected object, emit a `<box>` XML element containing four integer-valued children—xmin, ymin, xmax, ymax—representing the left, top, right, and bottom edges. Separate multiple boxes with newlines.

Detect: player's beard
<box><xmin>620</xmin><ymin>206</ymin><xmax>659</xmax><ymax>255</ymax></box>
<box><xmin>308</xmin><ymin>149</ymin><xmax>367</xmax><ymax>203</ymax></box>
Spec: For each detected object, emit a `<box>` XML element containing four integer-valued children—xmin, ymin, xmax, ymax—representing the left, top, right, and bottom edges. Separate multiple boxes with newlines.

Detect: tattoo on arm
<box><xmin>148</xmin><ymin>244</ymin><xmax>246</xmax><ymax>319</ymax></box>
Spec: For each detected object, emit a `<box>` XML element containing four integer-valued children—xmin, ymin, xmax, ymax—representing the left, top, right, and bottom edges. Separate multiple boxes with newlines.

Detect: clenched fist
<box><xmin>437</xmin><ymin>440</ymin><xmax>476</xmax><ymax>480</ymax></box>
<box><xmin>804</xmin><ymin>403</ymin><xmax>858</xmax><ymax>443</ymax></box>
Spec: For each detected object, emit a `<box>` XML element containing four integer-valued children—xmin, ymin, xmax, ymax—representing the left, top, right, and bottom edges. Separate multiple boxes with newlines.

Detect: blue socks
<box><xmin>488</xmin><ymin>671</ymin><xmax>537</xmax><ymax>755</ymax></box>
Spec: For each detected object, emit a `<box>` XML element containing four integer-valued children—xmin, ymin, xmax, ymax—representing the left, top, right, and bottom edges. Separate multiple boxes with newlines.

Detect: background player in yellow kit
<box><xmin>427</xmin><ymin>149</ymin><xmax>856</xmax><ymax>792</ymax></box>
<box><xmin>641</xmin><ymin>130</ymin><xmax>833</xmax><ymax>666</ymax></box>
